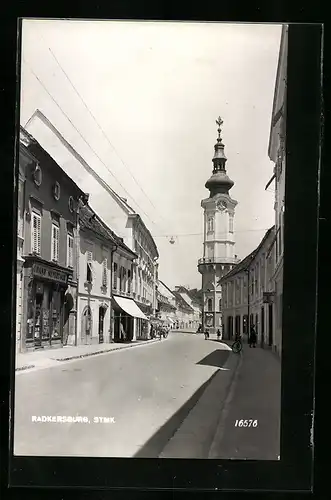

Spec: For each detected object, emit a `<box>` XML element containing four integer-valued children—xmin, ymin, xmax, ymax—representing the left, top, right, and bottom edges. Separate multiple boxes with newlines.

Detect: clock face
<box><xmin>217</xmin><ymin>200</ymin><xmax>227</xmax><ymax>211</ymax></box>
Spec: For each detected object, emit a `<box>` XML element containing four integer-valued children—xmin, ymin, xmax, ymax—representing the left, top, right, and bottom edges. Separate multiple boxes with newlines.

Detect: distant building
<box><xmin>19</xmin><ymin>127</ymin><xmax>85</xmax><ymax>352</ymax></box>
<box><xmin>24</xmin><ymin>110</ymin><xmax>159</xmax><ymax>326</ymax></box>
<box><xmin>266</xmin><ymin>24</ymin><xmax>288</xmax><ymax>357</ymax></box>
<box><xmin>173</xmin><ymin>286</ymin><xmax>201</xmax><ymax>330</ymax></box>
<box><xmin>171</xmin><ymin>290</ymin><xmax>196</xmax><ymax>330</ymax></box>
<box><xmin>157</xmin><ymin>280</ymin><xmax>178</xmax><ymax>327</ymax></box>
<box><xmin>198</xmin><ymin>118</ymin><xmax>240</xmax><ymax>334</ymax></box>
<box><xmin>220</xmin><ymin>227</ymin><xmax>276</xmax><ymax>348</ymax></box>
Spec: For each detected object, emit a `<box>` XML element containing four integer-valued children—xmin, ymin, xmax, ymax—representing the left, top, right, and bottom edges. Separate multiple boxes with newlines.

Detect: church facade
<box><xmin>198</xmin><ymin>118</ymin><xmax>240</xmax><ymax>334</ymax></box>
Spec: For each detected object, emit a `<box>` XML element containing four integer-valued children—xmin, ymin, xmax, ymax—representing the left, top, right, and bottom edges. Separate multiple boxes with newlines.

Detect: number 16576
<box><xmin>234</xmin><ymin>419</ymin><xmax>258</xmax><ymax>427</ymax></box>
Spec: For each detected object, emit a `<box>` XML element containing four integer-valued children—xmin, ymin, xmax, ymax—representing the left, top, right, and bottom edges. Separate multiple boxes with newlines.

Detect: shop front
<box><xmin>112</xmin><ymin>295</ymin><xmax>147</xmax><ymax>342</ymax></box>
<box><xmin>22</xmin><ymin>257</ymin><xmax>73</xmax><ymax>351</ymax></box>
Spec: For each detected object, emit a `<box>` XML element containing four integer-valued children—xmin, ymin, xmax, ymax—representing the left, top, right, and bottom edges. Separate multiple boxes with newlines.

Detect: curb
<box><xmin>15</xmin><ymin>339</ymin><xmax>160</xmax><ymax>371</ymax></box>
<box><xmin>159</xmin><ymin>349</ymin><xmax>241</xmax><ymax>458</ymax></box>
<box><xmin>208</xmin><ymin>350</ymin><xmax>244</xmax><ymax>458</ymax></box>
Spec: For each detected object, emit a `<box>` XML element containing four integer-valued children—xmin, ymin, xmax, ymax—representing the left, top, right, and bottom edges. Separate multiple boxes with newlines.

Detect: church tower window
<box><xmin>207</xmin><ymin>217</ymin><xmax>214</xmax><ymax>232</ymax></box>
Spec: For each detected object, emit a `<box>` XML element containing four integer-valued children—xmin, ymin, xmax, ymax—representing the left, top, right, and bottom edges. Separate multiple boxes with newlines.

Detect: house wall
<box><xmin>77</xmin><ymin>230</ymin><xmax>112</xmax><ymax>344</ymax></box>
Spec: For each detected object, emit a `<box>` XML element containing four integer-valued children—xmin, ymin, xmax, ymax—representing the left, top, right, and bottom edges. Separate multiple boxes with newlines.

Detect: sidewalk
<box><xmin>15</xmin><ymin>339</ymin><xmax>159</xmax><ymax>373</ymax></box>
<box><xmin>159</xmin><ymin>346</ymin><xmax>241</xmax><ymax>458</ymax></box>
<box><xmin>208</xmin><ymin>343</ymin><xmax>281</xmax><ymax>460</ymax></box>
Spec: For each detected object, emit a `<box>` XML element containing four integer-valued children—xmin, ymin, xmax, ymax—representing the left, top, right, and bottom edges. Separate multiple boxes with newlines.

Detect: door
<box><xmin>82</xmin><ymin>306</ymin><xmax>92</xmax><ymax>344</ymax></box>
<box><xmin>268</xmin><ymin>303</ymin><xmax>273</xmax><ymax>346</ymax></box>
<box><xmin>98</xmin><ymin>306</ymin><xmax>105</xmax><ymax>344</ymax></box>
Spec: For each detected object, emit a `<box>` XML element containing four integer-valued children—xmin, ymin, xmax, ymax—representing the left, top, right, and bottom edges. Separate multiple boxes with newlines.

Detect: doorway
<box><xmin>81</xmin><ymin>306</ymin><xmax>92</xmax><ymax>344</ymax></box>
<box><xmin>268</xmin><ymin>303</ymin><xmax>273</xmax><ymax>346</ymax></box>
<box><xmin>98</xmin><ymin>306</ymin><xmax>106</xmax><ymax>343</ymax></box>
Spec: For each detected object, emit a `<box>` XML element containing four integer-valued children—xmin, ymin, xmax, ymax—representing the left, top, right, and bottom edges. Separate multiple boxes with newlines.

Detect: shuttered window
<box><xmin>127</xmin><ymin>269</ymin><xmax>131</xmax><ymax>294</ymax></box>
<box><xmin>31</xmin><ymin>212</ymin><xmax>41</xmax><ymax>254</ymax></box>
<box><xmin>51</xmin><ymin>224</ymin><xmax>60</xmax><ymax>262</ymax></box>
<box><xmin>67</xmin><ymin>234</ymin><xmax>74</xmax><ymax>268</ymax></box>
<box><xmin>113</xmin><ymin>262</ymin><xmax>118</xmax><ymax>290</ymax></box>
<box><xmin>86</xmin><ymin>250</ymin><xmax>93</xmax><ymax>283</ymax></box>
<box><xmin>102</xmin><ymin>258</ymin><xmax>108</xmax><ymax>287</ymax></box>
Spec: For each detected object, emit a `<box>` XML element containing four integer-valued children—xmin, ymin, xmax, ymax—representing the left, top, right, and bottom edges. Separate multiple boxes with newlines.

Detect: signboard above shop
<box><xmin>32</xmin><ymin>263</ymin><xmax>68</xmax><ymax>285</ymax></box>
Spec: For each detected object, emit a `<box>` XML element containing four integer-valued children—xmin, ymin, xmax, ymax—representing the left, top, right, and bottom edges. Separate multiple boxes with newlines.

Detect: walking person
<box><xmin>249</xmin><ymin>324</ymin><xmax>257</xmax><ymax>348</ymax></box>
<box><xmin>204</xmin><ymin>328</ymin><xmax>209</xmax><ymax>340</ymax></box>
<box><xmin>216</xmin><ymin>328</ymin><xmax>221</xmax><ymax>341</ymax></box>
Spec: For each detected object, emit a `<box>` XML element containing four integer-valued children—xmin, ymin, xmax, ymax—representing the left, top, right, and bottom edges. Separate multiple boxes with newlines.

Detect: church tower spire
<box><xmin>198</xmin><ymin>116</ymin><xmax>240</xmax><ymax>336</ymax></box>
<box><xmin>205</xmin><ymin>117</ymin><xmax>234</xmax><ymax>197</ymax></box>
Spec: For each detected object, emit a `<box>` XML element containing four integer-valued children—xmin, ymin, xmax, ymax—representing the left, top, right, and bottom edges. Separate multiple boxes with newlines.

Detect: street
<box><xmin>14</xmin><ymin>331</ymin><xmax>232</xmax><ymax>458</ymax></box>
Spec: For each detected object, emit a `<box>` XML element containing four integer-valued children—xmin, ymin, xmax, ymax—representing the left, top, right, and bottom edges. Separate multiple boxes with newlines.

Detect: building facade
<box><xmin>266</xmin><ymin>24</ymin><xmax>288</xmax><ymax>357</ymax></box>
<box><xmin>157</xmin><ymin>280</ymin><xmax>178</xmax><ymax>326</ymax></box>
<box><xmin>173</xmin><ymin>286</ymin><xmax>201</xmax><ymax>330</ymax></box>
<box><xmin>19</xmin><ymin>127</ymin><xmax>85</xmax><ymax>352</ymax></box>
<box><xmin>24</xmin><ymin>110</ymin><xmax>159</xmax><ymax>328</ymax></box>
<box><xmin>77</xmin><ymin>203</ymin><xmax>118</xmax><ymax>345</ymax></box>
<box><xmin>198</xmin><ymin>118</ymin><xmax>240</xmax><ymax>334</ymax></box>
<box><xmin>171</xmin><ymin>291</ymin><xmax>196</xmax><ymax>330</ymax></box>
<box><xmin>221</xmin><ymin>227</ymin><xmax>276</xmax><ymax>347</ymax></box>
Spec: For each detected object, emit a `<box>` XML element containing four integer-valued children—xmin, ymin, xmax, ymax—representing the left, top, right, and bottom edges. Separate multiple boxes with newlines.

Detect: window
<box><xmin>68</xmin><ymin>196</ymin><xmax>75</xmax><ymax>213</ymax></box>
<box><xmin>31</xmin><ymin>211</ymin><xmax>41</xmax><ymax>254</ymax></box>
<box><xmin>53</xmin><ymin>182</ymin><xmax>60</xmax><ymax>200</ymax></box>
<box><xmin>113</xmin><ymin>262</ymin><xmax>118</xmax><ymax>290</ymax></box>
<box><xmin>67</xmin><ymin>234</ymin><xmax>74</xmax><ymax>268</ymax></box>
<box><xmin>207</xmin><ymin>217</ymin><xmax>214</xmax><ymax>232</ymax></box>
<box><xmin>33</xmin><ymin>164</ymin><xmax>42</xmax><ymax>186</ymax></box>
<box><xmin>128</xmin><ymin>269</ymin><xmax>131</xmax><ymax>294</ymax></box>
<box><xmin>207</xmin><ymin>298</ymin><xmax>213</xmax><ymax>312</ymax></box>
<box><xmin>86</xmin><ymin>250</ymin><xmax>93</xmax><ymax>283</ymax></box>
<box><xmin>51</xmin><ymin>223</ymin><xmax>60</xmax><ymax>262</ymax></box>
<box><xmin>229</xmin><ymin>214</ymin><xmax>234</xmax><ymax>233</ymax></box>
<box><xmin>102</xmin><ymin>258</ymin><xmax>108</xmax><ymax>287</ymax></box>
<box><xmin>219</xmin><ymin>298</ymin><xmax>222</xmax><ymax>311</ymax></box>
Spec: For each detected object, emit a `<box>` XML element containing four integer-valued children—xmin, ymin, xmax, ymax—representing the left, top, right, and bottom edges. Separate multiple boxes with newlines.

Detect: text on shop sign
<box><xmin>32</xmin><ymin>264</ymin><xmax>68</xmax><ymax>284</ymax></box>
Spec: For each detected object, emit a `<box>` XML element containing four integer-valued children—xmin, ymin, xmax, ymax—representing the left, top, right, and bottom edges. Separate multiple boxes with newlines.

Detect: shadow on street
<box><xmin>197</xmin><ymin>349</ymin><xmax>230</xmax><ymax>369</ymax></box>
<box><xmin>134</xmin><ymin>370</ymin><xmax>220</xmax><ymax>458</ymax></box>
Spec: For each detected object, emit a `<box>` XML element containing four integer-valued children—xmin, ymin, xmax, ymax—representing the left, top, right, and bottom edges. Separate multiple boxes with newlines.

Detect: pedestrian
<box><xmin>204</xmin><ymin>328</ymin><xmax>209</xmax><ymax>340</ymax></box>
<box><xmin>217</xmin><ymin>328</ymin><xmax>221</xmax><ymax>341</ymax></box>
<box><xmin>249</xmin><ymin>324</ymin><xmax>257</xmax><ymax>348</ymax></box>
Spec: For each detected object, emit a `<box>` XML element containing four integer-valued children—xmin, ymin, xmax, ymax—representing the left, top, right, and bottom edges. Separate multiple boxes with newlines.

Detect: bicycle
<box><xmin>231</xmin><ymin>339</ymin><xmax>242</xmax><ymax>354</ymax></box>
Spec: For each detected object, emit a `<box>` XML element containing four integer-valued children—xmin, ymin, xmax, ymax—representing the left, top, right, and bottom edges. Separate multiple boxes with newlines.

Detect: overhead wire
<box><xmin>22</xmin><ymin>57</ymin><xmax>159</xmax><ymax>229</ymax></box>
<box><xmin>47</xmin><ymin>45</ymin><xmax>168</xmax><ymax>229</ymax></box>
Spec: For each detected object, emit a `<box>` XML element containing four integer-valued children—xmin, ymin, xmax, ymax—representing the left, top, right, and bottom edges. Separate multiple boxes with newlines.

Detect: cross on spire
<box><xmin>216</xmin><ymin>116</ymin><xmax>223</xmax><ymax>140</ymax></box>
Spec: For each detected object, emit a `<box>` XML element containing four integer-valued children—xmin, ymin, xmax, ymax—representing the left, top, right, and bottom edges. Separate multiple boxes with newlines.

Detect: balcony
<box><xmin>198</xmin><ymin>257</ymin><xmax>240</xmax><ymax>266</ymax></box>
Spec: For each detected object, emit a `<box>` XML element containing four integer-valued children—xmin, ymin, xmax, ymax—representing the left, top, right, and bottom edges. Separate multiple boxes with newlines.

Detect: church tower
<box><xmin>198</xmin><ymin>117</ymin><xmax>240</xmax><ymax>333</ymax></box>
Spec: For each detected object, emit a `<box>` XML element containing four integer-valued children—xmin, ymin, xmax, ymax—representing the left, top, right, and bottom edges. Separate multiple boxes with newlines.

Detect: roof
<box><xmin>129</xmin><ymin>213</ymin><xmax>159</xmax><ymax>259</ymax></box>
<box><xmin>171</xmin><ymin>290</ymin><xmax>195</xmax><ymax>312</ymax></box>
<box><xmin>219</xmin><ymin>226</ymin><xmax>275</xmax><ymax>283</ymax></box>
<box><xmin>79</xmin><ymin>204</ymin><xmax>137</xmax><ymax>258</ymax></box>
<box><xmin>20</xmin><ymin>125</ymin><xmax>85</xmax><ymax>198</ymax></box>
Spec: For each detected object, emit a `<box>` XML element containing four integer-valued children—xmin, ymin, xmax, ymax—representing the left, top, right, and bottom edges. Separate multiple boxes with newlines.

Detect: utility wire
<box><xmin>151</xmin><ymin>227</ymin><xmax>272</xmax><ymax>238</ymax></box>
<box><xmin>23</xmin><ymin>58</ymin><xmax>159</xmax><ymax>229</ymax></box>
<box><xmin>47</xmin><ymin>45</ymin><xmax>168</xmax><ymax>228</ymax></box>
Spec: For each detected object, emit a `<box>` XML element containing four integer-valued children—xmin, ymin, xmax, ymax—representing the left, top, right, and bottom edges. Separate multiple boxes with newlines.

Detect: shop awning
<box><xmin>113</xmin><ymin>296</ymin><xmax>147</xmax><ymax>320</ymax></box>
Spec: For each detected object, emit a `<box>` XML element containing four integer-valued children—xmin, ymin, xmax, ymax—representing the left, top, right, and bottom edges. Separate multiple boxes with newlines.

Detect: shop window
<box><xmin>51</xmin><ymin>223</ymin><xmax>60</xmax><ymax>262</ymax></box>
<box><xmin>86</xmin><ymin>250</ymin><xmax>93</xmax><ymax>283</ymax></box>
<box><xmin>207</xmin><ymin>298</ymin><xmax>213</xmax><ymax>312</ymax></box>
<box><xmin>102</xmin><ymin>258</ymin><xmax>108</xmax><ymax>287</ymax></box>
<box><xmin>113</xmin><ymin>262</ymin><xmax>118</xmax><ymax>290</ymax></box>
<box><xmin>31</xmin><ymin>211</ymin><xmax>41</xmax><ymax>254</ymax></box>
<box><xmin>67</xmin><ymin>234</ymin><xmax>74</xmax><ymax>268</ymax></box>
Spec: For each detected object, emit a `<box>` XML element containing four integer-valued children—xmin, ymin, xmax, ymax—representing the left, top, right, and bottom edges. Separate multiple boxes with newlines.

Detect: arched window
<box><xmin>207</xmin><ymin>298</ymin><xmax>213</xmax><ymax>312</ymax></box>
<box><xmin>207</xmin><ymin>217</ymin><xmax>214</xmax><ymax>232</ymax></box>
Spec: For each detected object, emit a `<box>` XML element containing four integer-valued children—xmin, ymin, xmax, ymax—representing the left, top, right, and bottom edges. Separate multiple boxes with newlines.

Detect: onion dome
<box><xmin>205</xmin><ymin>117</ymin><xmax>234</xmax><ymax>197</ymax></box>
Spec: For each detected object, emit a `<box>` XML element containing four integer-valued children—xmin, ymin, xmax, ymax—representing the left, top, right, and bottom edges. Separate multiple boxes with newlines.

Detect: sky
<box><xmin>20</xmin><ymin>20</ymin><xmax>281</xmax><ymax>290</ymax></box>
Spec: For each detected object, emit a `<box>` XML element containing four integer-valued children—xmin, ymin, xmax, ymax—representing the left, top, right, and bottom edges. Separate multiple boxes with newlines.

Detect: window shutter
<box><xmin>102</xmin><ymin>258</ymin><xmax>108</xmax><ymax>287</ymax></box>
<box><xmin>56</xmin><ymin>226</ymin><xmax>59</xmax><ymax>261</ymax></box>
<box><xmin>32</xmin><ymin>213</ymin><xmax>41</xmax><ymax>254</ymax></box>
<box><xmin>51</xmin><ymin>224</ymin><xmax>59</xmax><ymax>261</ymax></box>
<box><xmin>67</xmin><ymin>235</ymin><xmax>74</xmax><ymax>267</ymax></box>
